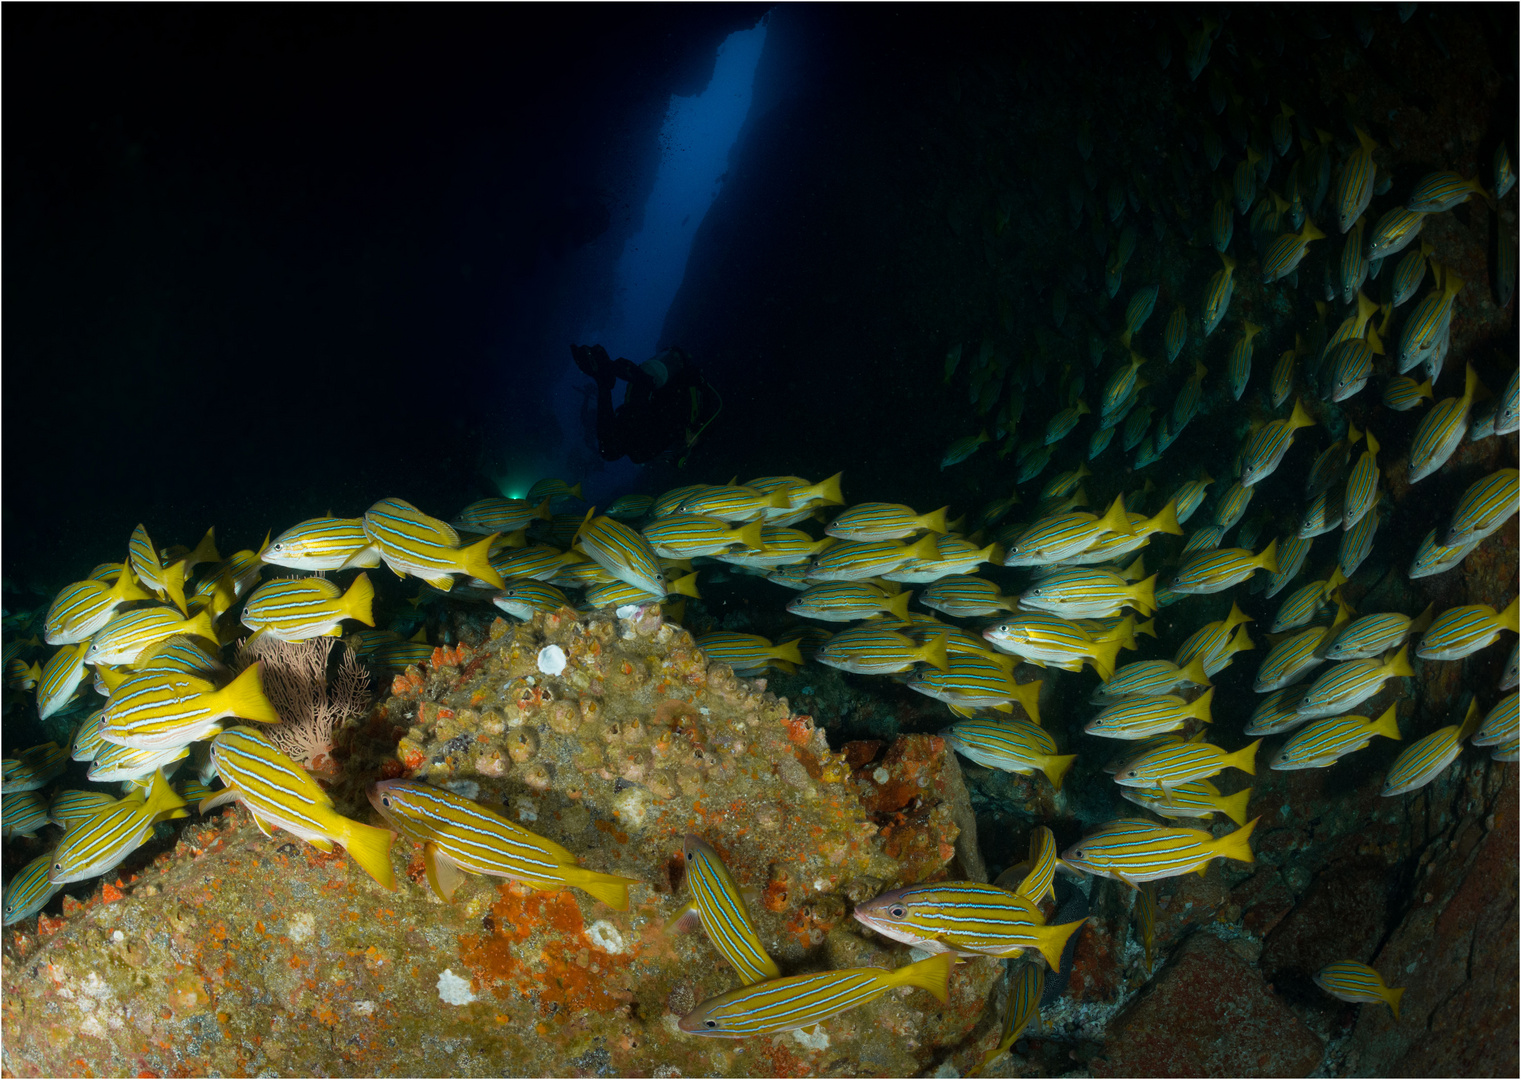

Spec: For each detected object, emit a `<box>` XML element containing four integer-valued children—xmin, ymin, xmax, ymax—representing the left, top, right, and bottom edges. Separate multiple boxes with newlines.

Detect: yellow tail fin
<box><xmin>189</xmin><ymin>527</ymin><xmax>221</xmax><ymax>569</ymax></box>
<box><xmin>142</xmin><ymin>768</ymin><xmax>190</xmax><ymax>821</ymax></box>
<box><xmin>1211</xmin><ymin>816</ymin><xmax>1258</xmax><ymax>864</ymax></box>
<box><xmin>1229</xmin><ymin>625</ymin><xmax>1255</xmax><ymax>654</ymax></box>
<box><xmin>218</xmin><ymin>662</ymin><xmax>282</xmax><ymax>725</ymax></box>
<box><xmin>735</xmin><ymin>520</ymin><xmax>765</xmax><ymax>551</ymax></box>
<box><xmin>917</xmin><ymin>635</ymin><xmax>950</xmax><ymax>673</ymax></box>
<box><xmin>1386</xmin><ymin>985</ymin><xmax>1405</xmax><ymax>1022</ymax></box>
<box><xmin>1097</xmin><ymin>494</ymin><xmax>1136</xmax><ymax>537</ymax></box>
<box><xmin>1033</xmin><ymin>917</ymin><xmax>1087</xmax><ymax>971</ymax></box>
<box><xmin>889</xmin><ymin>952</ymin><xmax>954</xmax><ymax>1004</ymax></box>
<box><xmin>1128</xmin><ymin>574</ymin><xmax>1158</xmax><ymax>614</ymax></box>
<box><xmin>1255</xmin><ymin>539</ymin><xmax>1279</xmax><ymax>574</ymax></box>
<box><xmin>1219</xmin><ymin>787</ymin><xmax>1253</xmax><ymax>827</ymax></box>
<box><xmin>771</xmin><ymin>639</ymin><xmax>804</xmax><ymax>666</ymax></box>
<box><xmin>670</xmin><ymin>571</ymin><xmax>702</xmax><ymax>600</ymax></box>
<box><xmin>1189</xmin><ymin>686</ymin><xmax>1215</xmax><ymax>724</ymax></box>
<box><xmin>330</xmin><ymin>814</ymin><xmax>396</xmax><ymax>890</ymax></box>
<box><xmin>1385</xmin><ymin>643</ymin><xmax>1414</xmax><ymax>678</ymax></box>
<box><xmin>1225</xmin><ymin>739</ymin><xmax>1262</xmax><ymax>776</ymax></box>
<box><xmin>885</xmin><ymin>590</ymin><xmax>912</xmax><ymax>620</ymax></box>
<box><xmin>1011</xmin><ymin>680</ymin><xmax>1043</xmax><ymax>726</ymax></box>
<box><xmin>112</xmin><ymin>566</ymin><xmax>154</xmax><ymax>605</ymax></box>
<box><xmin>459</xmin><ymin>533</ymin><xmax>506</xmax><ymax>589</ymax></box>
<box><xmin>1147</xmin><ymin>499</ymin><xmax>1184</xmax><ymax>536</ymax></box>
<box><xmin>1179</xmin><ymin>655</ymin><xmax>1212</xmax><ymax>687</ymax></box>
<box><xmin>559</xmin><ymin>865</ymin><xmax>643</xmax><ymax>911</ymax></box>
<box><xmin>918</xmin><ymin>506</ymin><xmax>950</xmax><ymax>534</ymax></box>
<box><xmin>161</xmin><ymin>560</ymin><xmax>190</xmax><ymax>617</ymax></box>
<box><xmin>906</xmin><ymin>532</ymin><xmax>942</xmax><ymax>562</ymax></box>
<box><xmin>1410</xmin><ymin>602</ymin><xmax>1436</xmax><ymax>634</ymax></box>
<box><xmin>1042</xmin><ymin>753</ymin><xmax>1078</xmax><ymax>791</ymax></box>
<box><xmin>1458</xmin><ymin>698</ymin><xmax>1483</xmax><ymax>741</ymax></box>
<box><xmin>185</xmin><ymin>610</ymin><xmax>219</xmax><ymax>645</ymax></box>
<box><xmin>1136</xmin><ymin>618</ymin><xmax>1158</xmax><ymax>639</ymax></box>
<box><xmin>1498</xmin><ymin>596</ymin><xmax>1519</xmax><ymax>634</ymax></box>
<box><xmin>810</xmin><ymin>471</ymin><xmax>845</xmax><ymax>506</ymax></box>
<box><xmin>1370</xmin><ymin>704</ymin><xmax>1402</xmax><ymax>742</ymax></box>
<box><xmin>1287</xmin><ymin>399</ymin><xmax>1315</xmax><ymax>431</ymax></box>
<box><xmin>1088</xmin><ymin>636</ymin><xmax>1123</xmax><ymax>683</ymax></box>
<box><xmin>343</xmin><ymin>572</ymin><xmax>376</xmax><ymax>627</ymax></box>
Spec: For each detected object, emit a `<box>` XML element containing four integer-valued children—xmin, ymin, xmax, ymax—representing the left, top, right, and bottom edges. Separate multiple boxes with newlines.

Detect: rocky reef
<box><xmin>1</xmin><ymin>605</ymin><xmax>1003</xmax><ymax>1077</ymax></box>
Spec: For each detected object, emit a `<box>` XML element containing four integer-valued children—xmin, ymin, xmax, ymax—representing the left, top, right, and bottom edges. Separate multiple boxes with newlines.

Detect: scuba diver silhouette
<box><xmin>572</xmin><ymin>344</ymin><xmax>721</xmax><ymax>465</ymax></box>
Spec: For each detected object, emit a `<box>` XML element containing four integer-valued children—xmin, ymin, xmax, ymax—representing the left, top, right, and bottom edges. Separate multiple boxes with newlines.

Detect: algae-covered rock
<box><xmin>1</xmin><ymin>607</ymin><xmax>999</xmax><ymax>1077</ymax></box>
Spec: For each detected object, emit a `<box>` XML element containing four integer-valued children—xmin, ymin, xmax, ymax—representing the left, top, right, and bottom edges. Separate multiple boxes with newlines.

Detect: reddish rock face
<box><xmin>1091</xmin><ymin>933</ymin><xmax>1324</xmax><ymax>1078</ymax></box>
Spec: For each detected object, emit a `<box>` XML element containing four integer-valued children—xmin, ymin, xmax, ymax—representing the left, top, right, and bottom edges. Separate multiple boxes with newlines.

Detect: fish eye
<box><xmin>381</xmin><ymin>796</ymin><xmax>391</xmax><ymax>806</ymax></box>
<box><xmin>889</xmin><ymin>905</ymin><xmax>907</xmax><ymax>918</ymax></box>
<box><xmin>704</xmin><ymin>1019</ymin><xmax>718</xmax><ymax>1029</ymax></box>
<box><xmin>54</xmin><ymin>862</ymin><xmax>62</xmax><ymax>870</ymax></box>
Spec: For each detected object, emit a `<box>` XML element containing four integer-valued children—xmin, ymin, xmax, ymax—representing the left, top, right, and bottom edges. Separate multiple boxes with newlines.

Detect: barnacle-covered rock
<box><xmin>1</xmin><ymin>606</ymin><xmax>994</xmax><ymax>1077</ymax></box>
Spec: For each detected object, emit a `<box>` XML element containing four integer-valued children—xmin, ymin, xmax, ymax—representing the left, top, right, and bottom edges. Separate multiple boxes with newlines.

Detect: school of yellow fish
<box><xmin>4</xmin><ymin>10</ymin><xmax>1520</xmax><ymax>1060</ymax></box>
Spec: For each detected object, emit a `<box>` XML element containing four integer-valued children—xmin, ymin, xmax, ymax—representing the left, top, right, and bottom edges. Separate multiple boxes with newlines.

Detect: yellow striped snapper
<box><xmin>1002</xmin><ymin>826</ymin><xmax>1060</xmax><ymax>906</ymax></box>
<box><xmin>816</xmin><ymin>625</ymin><xmax>948</xmax><ymax>675</ymax></box>
<box><xmin>1200</xmin><ymin>253</ymin><xmax>1236</xmax><ymax>338</ymax></box>
<box><xmin>974</xmin><ymin>962</ymin><xmax>1043</xmax><ymax>1076</ymax></box>
<box><xmin>1163</xmin><ymin>303</ymin><xmax>1188</xmax><ymax>362</ymax></box>
<box><xmin>1443</xmin><ymin>469</ymin><xmax>1519</xmax><ymax>546</ymax></box>
<box><xmin>1120</xmin><ymin>777</ymin><xmax>1252</xmax><ymax>826</ymax></box>
<box><xmin>713</xmin><ymin>526</ymin><xmax>830</xmax><ymax>569</ymax></box>
<box><xmin>1015</xmin><ymin>443</ymin><xmax>1053</xmax><ymax>483</ymax></box>
<box><xmin>1169</xmin><ymin>471</ymin><xmax>1215</xmax><ymax>525</ymax></box>
<box><xmin>1407</xmin><ymin>170</ymin><xmax>1493</xmax><ymax>213</ymax></box>
<box><xmin>1497</xmin><ymin>141</ymin><xmax>1517</xmax><ymax>199</ymax></box>
<box><xmin>1324</xmin><ymin>604</ymin><xmax>1435</xmax><ymax>662</ymax></box>
<box><xmin>1255</xmin><ymin>601</ymin><xmax>1352</xmax><ymax>693</ymax></box>
<box><xmin>452</xmin><ymin>496</ymin><xmax>551</xmax><ymax>534</ymax></box>
<box><xmin>1225</xmin><ymin>320</ymin><xmax>1261</xmax><ymax>400</ymax></box>
<box><xmin>2</xmin><ymin>791</ymin><xmax>49</xmax><ymax>839</ymax></box>
<box><xmin>1324</xmin><ymin>292</ymin><xmax>1381</xmax><ymax>360</ymax></box>
<box><xmin>1020</xmin><ymin>565</ymin><xmax>1156</xmax><ymax>619</ymax></box>
<box><xmin>1334</xmin><ymin>128</ymin><xmax>1378</xmax><ymax>232</ymax></box>
<box><xmin>44</xmin><ymin>570</ymin><xmax>153</xmax><ymax>646</ymax></box>
<box><xmin>1121</xmin><ymin>404</ymin><xmax>1155</xmax><ymax>452</ymax></box>
<box><xmin>1043</xmin><ymin>400</ymin><xmax>1091</xmax><ymax>446</ymax></box>
<box><xmin>940</xmin><ymin>717</ymin><xmax>1074</xmax><ymax>789</ymax></box>
<box><xmin>679</xmin><ymin>952</ymin><xmax>952</xmax><ymax>1037</ymax></box>
<box><xmin>1338</xmin><ymin>501</ymin><xmax>1381</xmax><ymax>578</ymax></box>
<box><xmin>5</xmin><ymin>658</ymin><xmax>41</xmax><ymax>692</ymax></box>
<box><xmin>1264</xmin><ymin>533</ymin><xmax>1314</xmax><ymax>598</ymax></box>
<box><xmin>1041</xmin><ymin>463</ymin><xmax>1092</xmax><ymax>501</ymax></box>
<box><xmin>48</xmin><ymin>769</ymin><xmax>187</xmax><ymax>885</ymax></box>
<box><xmin>1299</xmin><ymin>488</ymin><xmax>1344</xmax><ymax>539</ymax></box>
<box><xmin>1408</xmin><ymin>364</ymin><xmax>1480</xmax><ymax>482</ymax></box>
<box><xmin>1239</xmin><ymin>400</ymin><xmax>1316</xmax><ymax>487</ymax></box>
<box><xmin>1210</xmin><ymin>197</ymin><xmax>1233</xmax><ymax>253</ymax></box>
<box><xmin>1212</xmin><ymin>481</ymin><xmax>1254</xmax><ymax>530</ymax></box>
<box><xmin>806</xmin><ymin>534</ymin><xmax>939</xmax><ymax>581</ymax></box>
<box><xmin>786</xmin><ymin>581</ymin><xmax>909</xmax><ymax>622</ymax></box>
<box><xmin>71</xmin><ymin>711</ymin><xmax>108</xmax><ymax>762</ymax></box>
<box><xmin>1174</xmin><ymin>601</ymin><xmax>1253</xmax><ymax>671</ymax></box>
<box><xmin>1306</xmin><ymin>421</ymin><xmax>1361</xmax><ymax>496</ymax></box>
<box><xmin>369</xmin><ymin>778</ymin><xmax>637</xmax><ymax>906</ymax></box>
<box><xmin>1120</xmin><ymin>287</ymin><xmax>1159</xmax><ymax>349</ymax></box>
<box><xmin>263</xmin><ymin>517</ymin><xmax>382</xmax><ymax>571</ymax></box>
<box><xmin>48</xmin><ymin>789</ymin><xmax>120</xmax><ymax>828</ymax></box>
<box><xmin>99</xmin><ymin>664</ymin><xmax>279</xmax><ymax>750</ymax></box>
<box><xmin>1365</xmin><ymin>206</ymin><xmax>1426</xmax><ymax>262</ymax></box>
<box><xmin>1272</xmin><ymin>705</ymin><xmax>1401</xmax><ymax>770</ymax></box>
<box><xmin>1233</xmin><ymin>150</ymin><xmax>1260</xmax><ymax>214</ymax></box>
<box><xmin>582</xmin><ymin>572</ymin><xmax>700</xmax><ymax>608</ymax></box>
<box><xmin>1184</xmin><ymin>17</ymin><xmax>1217</xmax><ymax>81</ymax></box>
<box><xmin>671</xmin><ymin>484</ymin><xmax>787</xmax><ymax>523</ymax></box>
<box><xmin>241</xmin><ymin>574</ymin><xmax>375</xmax><ymax>642</ymax></box>
<box><xmin>1314</xmin><ymin>961</ymin><xmax>1404</xmax><ymax>1019</ymax></box>
<box><xmin>1295</xmin><ymin>645</ymin><xmax>1414</xmax><ymax>719</ymax></box>
<box><xmin>652</xmin><ymin>484</ymin><xmax>710</xmax><ymax>519</ymax></box>
<box><xmin>1324</xmin><ymin>329</ymin><xmax>1384</xmax><ymax>402</ymax></box>
<box><xmin>1382</xmin><ymin>698</ymin><xmax>1483</xmax><ymax>797</ymax></box>
<box><xmin>1001</xmin><ymin>495</ymin><xmax>1136</xmax><ymax>567</ymax></box>
<box><xmin>1408</xmin><ymin>527</ymin><xmax>1486</xmax><ymax>580</ymax></box>
<box><xmin>4</xmin><ymin>853</ymin><xmax>63</xmax><ymax>926</ymax></box>
<box><xmin>370</xmin><ymin>636</ymin><xmax>435</xmax><ymax>670</ymax></box>
<box><xmin>86</xmin><ymin>740</ymin><xmax>189</xmax><ymax>784</ymax></box>
<box><xmin>1243</xmin><ymin>685</ymin><xmax>1312</xmax><ymax>737</ymax></box>
<box><xmin>642</xmin><ymin>514</ymin><xmax>762</xmax><ymax>558</ymax></box>
<box><xmin>36</xmin><ymin>640</ymin><xmax>93</xmax><ymax>721</ymax></box>
<box><xmin>1472</xmin><ymin>693</ymin><xmax>1518</xmax><ymax>757</ymax></box>
<box><xmin>1339</xmin><ymin>217</ymin><xmax>1371</xmax><ymax>302</ymax></box>
<box><xmin>363</xmin><ymin>497</ymin><xmax>504</xmax><ymax>591</ymax></box>
<box><xmin>695</xmin><ymin>633</ymin><xmax>802</xmax><ymax>677</ymax></box>
<box><xmin>881</xmin><ymin>534</ymin><xmax>1000</xmax><ymax>583</ymax></box>
<box><xmin>825</xmin><ymin>502</ymin><xmax>948</xmax><ymax>541</ymax></box>
<box><xmin>1095</xmin><ymin>656</ymin><xmax>1211</xmax><ymax>700</ymax></box>
<box><xmin>489</xmin><ymin>543</ymin><xmax>580</xmax><ymax>582</ymax></box>
<box><xmin>942</xmin><ymin>430</ymin><xmax>991</xmax><ymax>469</ymax></box>
<box><xmin>1060</xmin><ymin>501</ymin><xmax>1183</xmax><ymax>567</ymax></box>
<box><xmin>852</xmin><ymin>881</ymin><xmax>1084</xmax><ymax>967</ymax></box>
<box><xmin>128</xmin><ymin>523</ymin><xmax>190</xmax><ymax>616</ymax></box>
<box><xmin>1061</xmin><ymin>816</ymin><xmax>1256</xmax><ymax>887</ymax></box>
<box><xmin>1340</xmin><ymin>431</ymin><xmax>1382</xmax><ymax>529</ymax></box>
<box><xmin>1086</xmin><ymin>689</ymin><xmax>1214</xmax><ymax>740</ymax></box>
<box><xmin>527</xmin><ymin>479</ymin><xmax>583</xmax><ymax>506</ymax></box>
<box><xmin>1113</xmin><ymin>737</ymin><xmax>1259</xmax><ymax>791</ymax></box>
<box><xmin>1262</xmin><ymin>218</ymin><xmax>1327</xmax><ymax>283</ymax></box>
<box><xmin>572</xmin><ymin>513</ymin><xmax>666</xmax><ymax>596</ymax></box>
<box><xmin>492</xmin><ymin>579</ymin><xmax>571</xmax><ymax>620</ymax></box>
<box><xmin>1169</xmin><ymin>540</ymin><xmax>1277</xmax><ymax>595</ymax></box>
<box><xmin>1396</xmin><ymin>266</ymin><xmax>1462</xmax><ymax>374</ymax></box>
<box><xmin>1382</xmin><ymin>374</ymin><xmax>1433</xmax><ymax>411</ymax></box>
<box><xmin>194</xmin><ymin>538</ymin><xmax>269</xmax><ymax>614</ymax></box>
<box><xmin>604</xmin><ymin>494</ymin><xmax>655</xmax><ymax>521</ymax></box>
<box><xmin>1498</xmin><ymin>367</ymin><xmax>1520</xmax><ymax>435</ymax></box>
<box><xmin>134</xmin><ymin>632</ymin><xmax>229</xmax><ymax>682</ymax></box>
<box><xmin>918</xmin><ymin>575</ymin><xmax>1019</xmax><ymax>618</ymax></box>
<box><xmin>208</xmin><ymin>727</ymin><xmax>394</xmax><ymax>888</ymax></box>
<box><xmin>666</xmin><ymin>835</ymin><xmax>779</xmax><ymax>984</ymax></box>
<box><xmin>910</xmin><ymin>654</ymin><xmax>1040</xmax><ymax>715</ymax></box>
<box><xmin>1416</xmin><ymin>598</ymin><xmax>1519</xmax><ymax>662</ymax></box>
<box><xmin>1270</xmin><ymin>347</ymin><xmax>1297</xmax><ymax>407</ymax></box>
<box><xmin>1390</xmin><ymin>240</ymin><xmax>1433</xmax><ymax>307</ymax></box>
<box><xmin>982</xmin><ymin>613</ymin><xmax>1123</xmax><ymax>681</ymax></box>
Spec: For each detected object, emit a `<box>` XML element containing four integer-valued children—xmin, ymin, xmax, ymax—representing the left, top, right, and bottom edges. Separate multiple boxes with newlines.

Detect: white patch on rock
<box><xmin>81</xmin><ymin>972</ymin><xmax>112</xmax><ymax>1000</ymax></box>
<box><xmin>516</xmin><ymin>796</ymin><xmax>539</xmax><ymax>822</ymax></box>
<box><xmin>929</xmin><ymin>1062</ymin><xmax>960</xmax><ymax>1077</ymax></box>
<box><xmin>79</xmin><ymin>1015</ymin><xmax>107</xmax><ymax>1039</ymax></box>
<box><xmin>792</xmin><ymin>1025</ymin><xmax>830</xmax><ymax>1050</ymax></box>
<box><xmin>586</xmin><ymin>919</ymin><xmax>626</xmax><ymax>954</ymax></box>
<box><xmin>613</xmin><ymin>785</ymin><xmax>650</xmax><ymax>827</ymax></box>
<box><xmin>615</xmin><ymin>604</ymin><xmax>641</xmax><ymax>619</ymax></box>
<box><xmin>111</xmin><ymin>930</ymin><xmax>125</xmax><ymax>943</ymax></box>
<box><xmin>537</xmin><ymin>645</ymin><xmax>567</xmax><ymax>676</ymax></box>
<box><xmin>436</xmin><ymin>968</ymin><xmax>477</xmax><ymax>1005</ymax></box>
<box><xmin>444</xmin><ymin>779</ymin><xmax>480</xmax><ymax>801</ymax></box>
<box><xmin>872</xmin><ymin>767</ymin><xmax>890</xmax><ymax>784</ymax></box>
<box><xmin>352</xmin><ymin>1000</ymin><xmax>377</xmax><ymax>1016</ymax></box>
<box><xmin>287</xmin><ymin>912</ymin><xmax>316</xmax><ymax>944</ymax></box>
